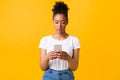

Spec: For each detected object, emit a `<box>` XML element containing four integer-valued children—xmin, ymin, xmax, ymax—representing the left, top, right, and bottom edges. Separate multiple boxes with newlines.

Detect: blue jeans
<box><xmin>43</xmin><ymin>68</ymin><xmax>74</xmax><ymax>80</ymax></box>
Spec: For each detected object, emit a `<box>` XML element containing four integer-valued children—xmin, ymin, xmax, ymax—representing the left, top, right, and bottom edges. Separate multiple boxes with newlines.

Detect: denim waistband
<box><xmin>47</xmin><ymin>68</ymin><xmax>72</xmax><ymax>74</ymax></box>
<box><xmin>49</xmin><ymin>68</ymin><xmax>71</xmax><ymax>71</ymax></box>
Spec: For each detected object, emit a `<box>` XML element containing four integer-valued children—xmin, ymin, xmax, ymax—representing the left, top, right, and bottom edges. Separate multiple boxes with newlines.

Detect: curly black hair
<box><xmin>52</xmin><ymin>1</ymin><xmax>69</xmax><ymax>23</ymax></box>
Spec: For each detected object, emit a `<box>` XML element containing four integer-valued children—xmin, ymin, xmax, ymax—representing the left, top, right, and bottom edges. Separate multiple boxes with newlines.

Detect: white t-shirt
<box><xmin>39</xmin><ymin>35</ymin><xmax>80</xmax><ymax>70</ymax></box>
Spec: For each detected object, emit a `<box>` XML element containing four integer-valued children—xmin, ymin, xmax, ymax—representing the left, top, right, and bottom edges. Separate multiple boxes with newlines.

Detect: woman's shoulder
<box><xmin>69</xmin><ymin>35</ymin><xmax>79</xmax><ymax>40</ymax></box>
<box><xmin>40</xmin><ymin>35</ymin><xmax>51</xmax><ymax>40</ymax></box>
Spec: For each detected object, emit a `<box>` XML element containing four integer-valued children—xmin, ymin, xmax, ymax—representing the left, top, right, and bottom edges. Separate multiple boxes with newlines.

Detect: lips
<box><xmin>58</xmin><ymin>29</ymin><xmax>63</xmax><ymax>31</ymax></box>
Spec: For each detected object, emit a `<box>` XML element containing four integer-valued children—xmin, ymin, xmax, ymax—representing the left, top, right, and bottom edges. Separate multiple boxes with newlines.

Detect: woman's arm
<box><xmin>40</xmin><ymin>48</ymin><xmax>49</xmax><ymax>71</ymax></box>
<box><xmin>40</xmin><ymin>48</ymin><xmax>57</xmax><ymax>71</ymax></box>
<box><xmin>67</xmin><ymin>48</ymin><xmax>80</xmax><ymax>71</ymax></box>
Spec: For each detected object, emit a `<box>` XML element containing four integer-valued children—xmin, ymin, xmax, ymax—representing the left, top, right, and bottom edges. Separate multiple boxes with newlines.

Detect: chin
<box><xmin>56</xmin><ymin>30</ymin><xmax>65</xmax><ymax>34</ymax></box>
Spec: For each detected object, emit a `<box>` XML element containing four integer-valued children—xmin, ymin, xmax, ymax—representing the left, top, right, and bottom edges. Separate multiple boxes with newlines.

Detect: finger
<box><xmin>50</xmin><ymin>55</ymin><xmax>57</xmax><ymax>59</ymax></box>
<box><xmin>48</xmin><ymin>51</ymin><xmax>54</xmax><ymax>55</ymax></box>
<box><xmin>55</xmin><ymin>50</ymin><xmax>61</xmax><ymax>53</ymax></box>
<box><xmin>52</xmin><ymin>56</ymin><xmax>57</xmax><ymax>58</ymax></box>
<box><xmin>55</xmin><ymin>53</ymin><xmax>61</xmax><ymax>55</ymax></box>
<box><xmin>50</xmin><ymin>53</ymin><xmax>57</xmax><ymax>56</ymax></box>
<box><xmin>57</xmin><ymin>55</ymin><xmax>61</xmax><ymax>58</ymax></box>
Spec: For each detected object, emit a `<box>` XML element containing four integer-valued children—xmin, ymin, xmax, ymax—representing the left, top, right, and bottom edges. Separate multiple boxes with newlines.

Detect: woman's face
<box><xmin>53</xmin><ymin>14</ymin><xmax>68</xmax><ymax>34</ymax></box>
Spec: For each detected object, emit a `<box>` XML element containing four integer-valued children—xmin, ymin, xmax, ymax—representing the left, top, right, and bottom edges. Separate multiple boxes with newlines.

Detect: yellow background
<box><xmin>0</xmin><ymin>0</ymin><xmax>120</xmax><ymax>80</ymax></box>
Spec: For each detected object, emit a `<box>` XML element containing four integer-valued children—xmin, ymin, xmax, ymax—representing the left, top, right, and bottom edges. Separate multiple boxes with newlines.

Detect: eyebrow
<box><xmin>54</xmin><ymin>20</ymin><xmax>66</xmax><ymax>21</ymax></box>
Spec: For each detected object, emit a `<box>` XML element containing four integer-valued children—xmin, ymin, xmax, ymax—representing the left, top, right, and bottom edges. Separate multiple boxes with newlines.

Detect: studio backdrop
<box><xmin>0</xmin><ymin>0</ymin><xmax>120</xmax><ymax>80</ymax></box>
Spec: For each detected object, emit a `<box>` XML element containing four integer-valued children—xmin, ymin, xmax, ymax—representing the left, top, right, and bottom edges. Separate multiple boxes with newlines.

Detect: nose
<box><xmin>58</xmin><ymin>22</ymin><xmax>62</xmax><ymax>28</ymax></box>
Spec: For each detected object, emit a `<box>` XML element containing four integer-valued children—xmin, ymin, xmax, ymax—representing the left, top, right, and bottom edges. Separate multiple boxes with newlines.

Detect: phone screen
<box><xmin>54</xmin><ymin>45</ymin><xmax>62</xmax><ymax>51</ymax></box>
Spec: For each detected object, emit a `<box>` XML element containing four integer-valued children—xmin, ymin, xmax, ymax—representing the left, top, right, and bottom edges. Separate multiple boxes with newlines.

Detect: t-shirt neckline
<box><xmin>50</xmin><ymin>34</ymin><xmax>70</xmax><ymax>41</ymax></box>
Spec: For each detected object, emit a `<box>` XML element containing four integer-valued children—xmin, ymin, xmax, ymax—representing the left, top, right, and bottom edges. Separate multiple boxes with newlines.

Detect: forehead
<box><xmin>53</xmin><ymin>14</ymin><xmax>66</xmax><ymax>21</ymax></box>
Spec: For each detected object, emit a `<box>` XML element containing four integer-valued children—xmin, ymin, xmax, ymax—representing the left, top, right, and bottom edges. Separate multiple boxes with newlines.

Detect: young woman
<box><xmin>39</xmin><ymin>1</ymin><xmax>80</xmax><ymax>80</ymax></box>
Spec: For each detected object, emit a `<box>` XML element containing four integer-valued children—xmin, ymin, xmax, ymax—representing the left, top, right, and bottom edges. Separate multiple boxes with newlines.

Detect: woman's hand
<box><xmin>47</xmin><ymin>51</ymin><xmax>58</xmax><ymax>60</ymax></box>
<box><xmin>55</xmin><ymin>50</ymin><xmax>70</xmax><ymax>60</ymax></box>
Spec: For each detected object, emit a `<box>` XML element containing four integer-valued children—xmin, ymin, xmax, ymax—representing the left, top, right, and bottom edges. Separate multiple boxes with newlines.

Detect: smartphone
<box><xmin>54</xmin><ymin>44</ymin><xmax>62</xmax><ymax>51</ymax></box>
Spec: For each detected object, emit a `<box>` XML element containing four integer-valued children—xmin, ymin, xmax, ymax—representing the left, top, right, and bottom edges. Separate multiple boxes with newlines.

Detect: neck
<box><xmin>52</xmin><ymin>32</ymin><xmax>69</xmax><ymax>40</ymax></box>
<box><xmin>56</xmin><ymin>33</ymin><xmax>67</xmax><ymax>36</ymax></box>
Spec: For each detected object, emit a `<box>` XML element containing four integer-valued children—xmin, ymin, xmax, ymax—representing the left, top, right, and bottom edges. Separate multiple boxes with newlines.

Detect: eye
<box><xmin>54</xmin><ymin>21</ymin><xmax>58</xmax><ymax>24</ymax></box>
<box><xmin>62</xmin><ymin>21</ymin><xmax>66</xmax><ymax>24</ymax></box>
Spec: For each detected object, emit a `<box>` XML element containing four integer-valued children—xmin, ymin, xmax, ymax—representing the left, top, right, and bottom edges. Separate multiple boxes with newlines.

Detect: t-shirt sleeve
<box><xmin>38</xmin><ymin>37</ymin><xmax>47</xmax><ymax>49</ymax></box>
<box><xmin>73</xmin><ymin>37</ymin><xmax>80</xmax><ymax>49</ymax></box>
